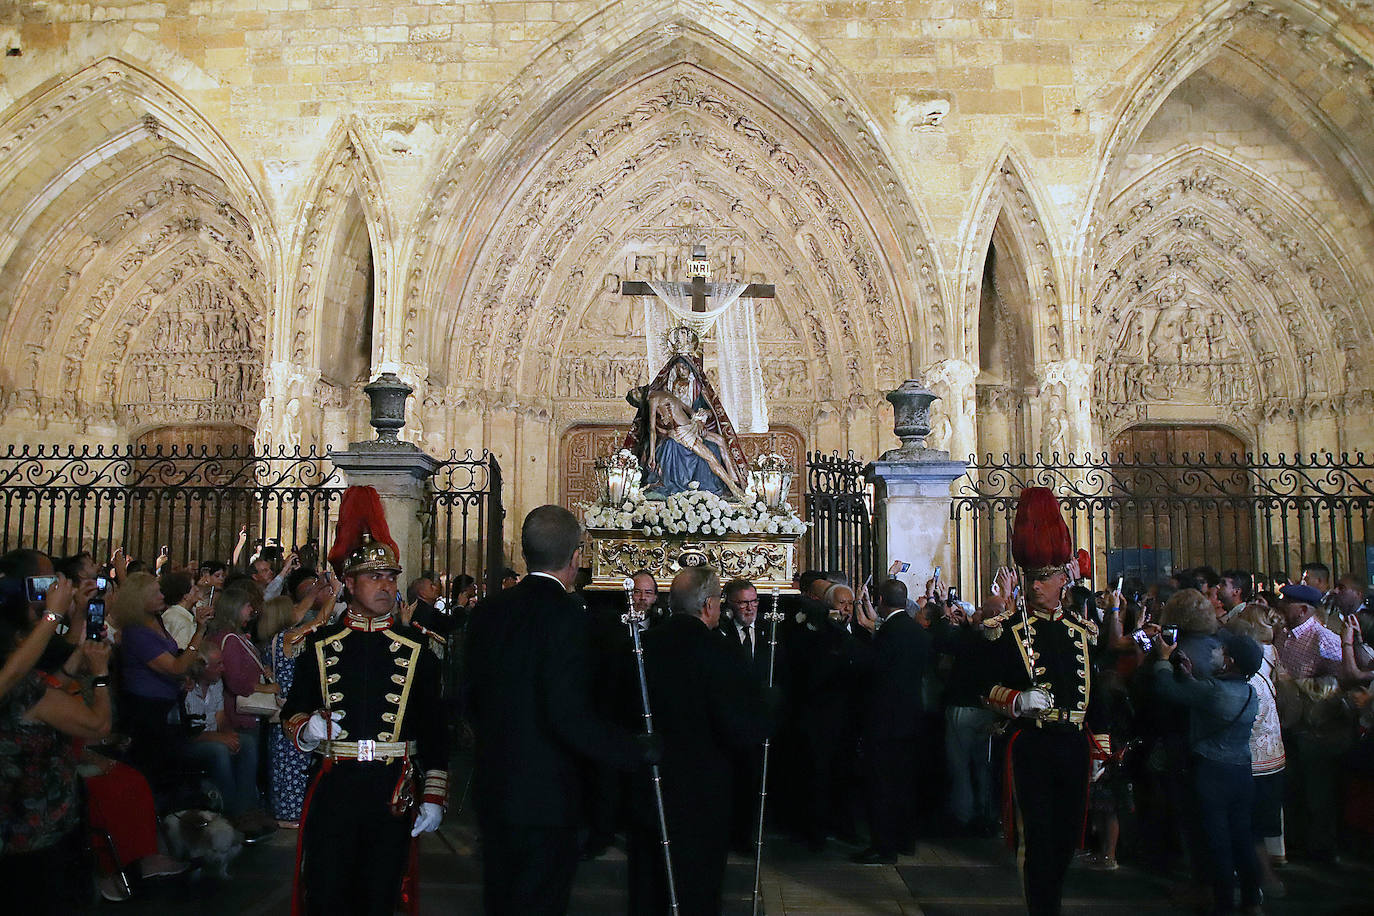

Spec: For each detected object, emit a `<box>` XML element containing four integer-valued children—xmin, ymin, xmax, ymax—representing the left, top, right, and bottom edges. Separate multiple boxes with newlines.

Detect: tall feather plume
<box><xmin>328</xmin><ymin>486</ymin><xmax>398</xmax><ymax>575</ymax></box>
<box><xmin>1010</xmin><ymin>487</ymin><xmax>1073</xmax><ymax>572</ymax></box>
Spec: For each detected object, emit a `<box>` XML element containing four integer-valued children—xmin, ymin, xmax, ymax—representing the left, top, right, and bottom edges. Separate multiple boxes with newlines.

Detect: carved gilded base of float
<box><xmin>586</xmin><ymin>528</ymin><xmax>798</xmax><ymax>593</ymax></box>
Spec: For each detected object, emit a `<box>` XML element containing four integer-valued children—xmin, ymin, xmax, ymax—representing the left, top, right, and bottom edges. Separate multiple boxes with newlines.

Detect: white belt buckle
<box><xmin>357</xmin><ymin>739</ymin><xmax>376</xmax><ymax>762</ymax></box>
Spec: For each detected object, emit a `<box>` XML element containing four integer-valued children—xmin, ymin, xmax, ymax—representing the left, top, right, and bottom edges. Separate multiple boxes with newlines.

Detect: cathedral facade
<box><xmin>1</xmin><ymin>0</ymin><xmax>1372</xmax><ymax>525</ymax></box>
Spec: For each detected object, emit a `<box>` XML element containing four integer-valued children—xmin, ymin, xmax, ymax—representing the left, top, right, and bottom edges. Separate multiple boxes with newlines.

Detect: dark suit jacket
<box><xmin>719</xmin><ymin>615</ymin><xmax>788</xmax><ymax>694</ymax></box>
<box><xmin>630</xmin><ymin>615</ymin><xmax>774</xmax><ymax>830</ymax></box>
<box><xmin>863</xmin><ymin>609</ymin><xmax>930</xmax><ymax>740</ymax></box>
<box><xmin>462</xmin><ymin>574</ymin><xmax>643</xmax><ymax>827</ymax></box>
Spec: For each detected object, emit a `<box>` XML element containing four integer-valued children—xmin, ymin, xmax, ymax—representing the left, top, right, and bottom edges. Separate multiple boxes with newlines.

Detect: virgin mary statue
<box><xmin>623</xmin><ymin>328</ymin><xmax>749</xmax><ymax>499</ymax></box>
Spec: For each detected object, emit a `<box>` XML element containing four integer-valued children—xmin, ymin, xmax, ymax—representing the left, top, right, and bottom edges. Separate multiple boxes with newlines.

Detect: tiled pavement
<box><xmin>95</xmin><ymin>819</ymin><xmax>1373</xmax><ymax>915</ymax></box>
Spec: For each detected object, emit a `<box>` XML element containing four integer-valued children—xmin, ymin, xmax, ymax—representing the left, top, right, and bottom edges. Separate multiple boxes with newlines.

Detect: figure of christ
<box><xmin>633</xmin><ymin>386</ymin><xmax>747</xmax><ymax>499</ymax></box>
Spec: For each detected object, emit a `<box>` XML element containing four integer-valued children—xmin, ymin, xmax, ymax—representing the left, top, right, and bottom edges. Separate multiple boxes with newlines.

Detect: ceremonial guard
<box><xmin>978</xmin><ymin>487</ymin><xmax>1110</xmax><ymax>916</ymax></box>
<box><xmin>281</xmin><ymin>486</ymin><xmax>448</xmax><ymax>916</ymax></box>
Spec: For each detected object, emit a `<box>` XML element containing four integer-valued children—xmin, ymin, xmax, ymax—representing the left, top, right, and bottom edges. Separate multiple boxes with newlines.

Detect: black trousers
<box><xmin>865</xmin><ymin>732</ymin><xmax>917</xmax><ymax>856</ymax></box>
<box><xmin>1010</xmin><ymin>727</ymin><xmax>1089</xmax><ymax>916</ymax></box>
<box><xmin>477</xmin><ymin>815</ymin><xmax>579</xmax><ymax>916</ymax></box>
<box><xmin>627</xmin><ymin>815</ymin><xmax>730</xmax><ymax>916</ymax></box>
<box><xmin>299</xmin><ymin>762</ymin><xmax>412</xmax><ymax>916</ymax></box>
<box><xmin>1194</xmin><ymin>756</ymin><xmax>1262</xmax><ymax>912</ymax></box>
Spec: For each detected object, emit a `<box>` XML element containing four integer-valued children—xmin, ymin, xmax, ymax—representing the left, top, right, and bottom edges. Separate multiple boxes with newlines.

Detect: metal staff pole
<box><xmin>751</xmin><ymin>586</ymin><xmax>782</xmax><ymax>916</ymax></box>
<box><xmin>621</xmin><ymin>578</ymin><xmax>679</xmax><ymax>916</ymax></box>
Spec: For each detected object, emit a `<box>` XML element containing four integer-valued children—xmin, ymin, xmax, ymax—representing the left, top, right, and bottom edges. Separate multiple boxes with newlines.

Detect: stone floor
<box><xmin>91</xmin><ymin>820</ymin><xmax>1374</xmax><ymax>915</ymax></box>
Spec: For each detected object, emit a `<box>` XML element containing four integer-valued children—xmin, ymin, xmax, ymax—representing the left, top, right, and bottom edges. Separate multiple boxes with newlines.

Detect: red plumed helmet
<box><xmin>1010</xmin><ymin>487</ymin><xmax>1073</xmax><ymax>577</ymax></box>
<box><xmin>1074</xmin><ymin>548</ymin><xmax>1092</xmax><ymax>582</ymax></box>
<box><xmin>328</xmin><ymin>486</ymin><xmax>401</xmax><ymax>577</ymax></box>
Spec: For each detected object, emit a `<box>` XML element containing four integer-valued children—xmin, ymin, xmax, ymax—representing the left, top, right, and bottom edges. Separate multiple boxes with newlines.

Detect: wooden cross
<box><xmin>620</xmin><ymin>244</ymin><xmax>775</xmax><ymax>312</ymax></box>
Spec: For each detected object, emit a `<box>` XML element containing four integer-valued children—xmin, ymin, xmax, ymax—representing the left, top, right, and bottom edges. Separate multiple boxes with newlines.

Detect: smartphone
<box><xmin>933</xmin><ymin>566</ymin><xmax>941</xmax><ymax>583</ymax></box>
<box><xmin>25</xmin><ymin>575</ymin><xmax>57</xmax><ymax>603</ymax></box>
<box><xmin>1162</xmin><ymin>624</ymin><xmax>1179</xmax><ymax>646</ymax></box>
<box><xmin>95</xmin><ymin>576</ymin><xmax>109</xmax><ymax>594</ymax></box>
<box><xmin>947</xmin><ymin>587</ymin><xmax>960</xmax><ymax>605</ymax></box>
<box><xmin>1116</xmin><ymin>577</ymin><xmax>1124</xmax><ymax>593</ymax></box>
<box><xmin>86</xmin><ymin>597</ymin><xmax>106</xmax><ymax>640</ymax></box>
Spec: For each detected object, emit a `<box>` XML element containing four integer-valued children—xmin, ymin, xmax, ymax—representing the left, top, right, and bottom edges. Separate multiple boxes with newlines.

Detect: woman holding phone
<box><xmin>0</xmin><ymin>567</ymin><xmax>113</xmax><ymax>913</ymax></box>
<box><xmin>112</xmin><ymin>572</ymin><xmax>210</xmax><ymax>776</ymax></box>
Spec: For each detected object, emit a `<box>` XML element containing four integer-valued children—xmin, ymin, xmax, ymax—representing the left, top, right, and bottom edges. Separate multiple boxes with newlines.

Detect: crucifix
<box><xmin>620</xmin><ymin>244</ymin><xmax>775</xmax><ymax>311</ymax></box>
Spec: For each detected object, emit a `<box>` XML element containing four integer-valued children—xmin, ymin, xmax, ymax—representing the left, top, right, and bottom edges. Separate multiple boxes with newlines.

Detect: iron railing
<box><xmin>0</xmin><ymin>445</ymin><xmax>342</xmax><ymax>567</ymax></box>
<box><xmin>423</xmin><ymin>451</ymin><xmax>505</xmax><ymax>598</ymax></box>
<box><xmin>804</xmin><ymin>450</ymin><xmax>875</xmax><ymax>585</ymax></box>
<box><xmin>951</xmin><ymin>451</ymin><xmax>1374</xmax><ymax>597</ymax></box>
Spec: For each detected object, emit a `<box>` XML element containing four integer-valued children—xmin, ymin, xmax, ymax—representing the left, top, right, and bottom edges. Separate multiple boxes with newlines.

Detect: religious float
<box><xmin>582</xmin><ymin>247</ymin><xmax>804</xmax><ymax>593</ymax></box>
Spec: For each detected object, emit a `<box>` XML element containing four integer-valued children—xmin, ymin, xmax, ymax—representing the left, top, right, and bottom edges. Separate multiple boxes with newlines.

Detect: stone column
<box><xmin>329</xmin><ymin>372</ymin><xmax>439</xmax><ymax>573</ymax></box>
<box><xmin>865</xmin><ymin>380</ymin><xmax>968</xmax><ymax>594</ymax></box>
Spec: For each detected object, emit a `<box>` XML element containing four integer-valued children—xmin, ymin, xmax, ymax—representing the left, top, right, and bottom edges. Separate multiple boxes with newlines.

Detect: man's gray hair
<box><xmin>670</xmin><ymin>566</ymin><xmax>721</xmax><ymax>616</ymax></box>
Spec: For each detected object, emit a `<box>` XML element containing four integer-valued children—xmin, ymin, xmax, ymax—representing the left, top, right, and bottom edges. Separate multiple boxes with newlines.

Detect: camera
<box><xmin>25</xmin><ymin>575</ymin><xmax>57</xmax><ymax>603</ymax></box>
<box><xmin>86</xmin><ymin>597</ymin><xmax>106</xmax><ymax>641</ymax></box>
<box><xmin>95</xmin><ymin>575</ymin><xmax>108</xmax><ymax>594</ymax></box>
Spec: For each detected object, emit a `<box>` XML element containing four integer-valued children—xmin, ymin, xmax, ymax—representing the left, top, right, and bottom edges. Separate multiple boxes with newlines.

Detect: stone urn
<box><xmin>363</xmin><ymin>372</ymin><xmax>413</xmax><ymax>443</ymax></box>
<box><xmin>879</xmin><ymin>379</ymin><xmax>945</xmax><ymax>461</ymax></box>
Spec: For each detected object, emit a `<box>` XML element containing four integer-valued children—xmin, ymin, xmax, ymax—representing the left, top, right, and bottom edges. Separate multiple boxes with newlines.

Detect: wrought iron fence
<box><xmin>424</xmin><ymin>451</ymin><xmax>505</xmax><ymax>597</ymax></box>
<box><xmin>950</xmin><ymin>451</ymin><xmax>1374</xmax><ymax>598</ymax></box>
<box><xmin>0</xmin><ymin>445</ymin><xmax>343</xmax><ymax>567</ymax></box>
<box><xmin>804</xmin><ymin>450</ymin><xmax>875</xmax><ymax>585</ymax></box>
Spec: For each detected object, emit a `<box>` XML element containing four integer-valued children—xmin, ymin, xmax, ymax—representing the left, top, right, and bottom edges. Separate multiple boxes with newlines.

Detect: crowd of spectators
<box><xmin>0</xmin><ymin>538</ymin><xmax>482</xmax><ymax>909</ymax></box>
<box><xmin>6</xmin><ymin>524</ymin><xmax>1374</xmax><ymax>913</ymax></box>
<box><xmin>573</xmin><ymin>559</ymin><xmax>1374</xmax><ymax>913</ymax></box>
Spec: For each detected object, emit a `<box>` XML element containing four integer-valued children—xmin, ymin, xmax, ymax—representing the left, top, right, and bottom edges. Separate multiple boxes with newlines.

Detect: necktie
<box><xmin>744</xmin><ymin>624</ymin><xmax>754</xmax><ymax>657</ymax></box>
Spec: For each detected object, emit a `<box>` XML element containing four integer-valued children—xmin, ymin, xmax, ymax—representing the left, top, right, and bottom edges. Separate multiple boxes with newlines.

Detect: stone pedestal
<box><xmin>865</xmin><ymin>457</ymin><xmax>968</xmax><ymax>592</ymax></box>
<box><xmin>329</xmin><ymin>441</ymin><xmax>439</xmax><ymax>573</ymax></box>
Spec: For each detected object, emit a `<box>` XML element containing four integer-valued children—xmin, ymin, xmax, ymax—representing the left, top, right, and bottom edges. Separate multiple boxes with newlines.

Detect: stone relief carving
<box><xmin>1092</xmin><ymin>150</ymin><xmax>1367</xmax><ymax>428</ymax></box>
<box><xmin>119</xmin><ymin>279</ymin><xmax>264</xmax><ymax>428</ymax></box>
<box><xmin>410</xmin><ymin>65</ymin><xmax>925</xmax><ymax>406</ymax></box>
<box><xmin>921</xmin><ymin>358</ymin><xmax>976</xmax><ymax>457</ymax></box>
<box><xmin>555</xmin><ymin>352</ymin><xmax>649</xmax><ymax>400</ymax></box>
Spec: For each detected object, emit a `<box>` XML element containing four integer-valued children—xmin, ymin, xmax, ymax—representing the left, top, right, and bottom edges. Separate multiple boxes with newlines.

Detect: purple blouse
<box><xmin>121</xmin><ymin>623</ymin><xmax>182</xmax><ymax>700</ymax></box>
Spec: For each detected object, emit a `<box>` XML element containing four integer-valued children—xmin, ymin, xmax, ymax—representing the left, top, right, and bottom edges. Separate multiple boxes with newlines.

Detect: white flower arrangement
<box><xmin>583</xmin><ymin>480</ymin><xmax>807</xmax><ymax>537</ymax></box>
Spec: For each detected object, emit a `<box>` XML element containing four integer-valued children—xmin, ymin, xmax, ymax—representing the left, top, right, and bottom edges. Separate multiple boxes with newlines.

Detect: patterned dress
<box><xmin>0</xmin><ymin>672</ymin><xmax>79</xmax><ymax>854</ymax></box>
<box><xmin>267</xmin><ymin>630</ymin><xmax>311</xmax><ymax>820</ymax></box>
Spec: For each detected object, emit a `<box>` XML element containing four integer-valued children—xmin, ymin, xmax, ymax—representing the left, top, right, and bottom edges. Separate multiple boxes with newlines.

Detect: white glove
<box><xmin>1091</xmin><ymin>759</ymin><xmax>1106</xmax><ymax>783</ymax></box>
<box><xmin>298</xmin><ymin>710</ymin><xmax>344</xmax><ymax>751</ymax></box>
<box><xmin>410</xmin><ymin>802</ymin><xmax>443</xmax><ymax>837</ymax></box>
<box><xmin>1012</xmin><ymin>687</ymin><xmax>1052</xmax><ymax>718</ymax></box>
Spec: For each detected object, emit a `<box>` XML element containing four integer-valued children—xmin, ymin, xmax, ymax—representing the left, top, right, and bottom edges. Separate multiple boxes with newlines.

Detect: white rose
<box><xmin>652</xmin><ymin>525</ymin><xmax>663</xmax><ymax>536</ymax></box>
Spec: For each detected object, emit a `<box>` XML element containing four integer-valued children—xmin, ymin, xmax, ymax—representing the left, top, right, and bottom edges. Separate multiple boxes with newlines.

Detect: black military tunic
<box><xmin>980</xmin><ymin>605</ymin><xmax>1110</xmax><ymax>916</ymax></box>
<box><xmin>282</xmin><ymin>610</ymin><xmax>448</xmax><ymax>916</ymax></box>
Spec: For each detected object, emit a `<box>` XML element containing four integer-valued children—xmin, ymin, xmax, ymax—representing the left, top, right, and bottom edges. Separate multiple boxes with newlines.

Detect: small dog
<box><xmin>162</xmin><ymin>810</ymin><xmax>243</xmax><ymax>878</ymax></box>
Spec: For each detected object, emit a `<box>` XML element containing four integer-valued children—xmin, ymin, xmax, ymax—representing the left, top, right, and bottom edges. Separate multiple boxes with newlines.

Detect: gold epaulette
<box><xmin>1064</xmin><ymin>607</ymin><xmax>1099</xmax><ymax>645</ymax></box>
<box><xmin>980</xmin><ymin>607</ymin><xmax>1015</xmax><ymax>641</ymax></box>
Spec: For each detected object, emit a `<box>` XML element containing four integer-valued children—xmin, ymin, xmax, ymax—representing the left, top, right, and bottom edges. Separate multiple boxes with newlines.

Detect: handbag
<box><xmin>226</xmin><ymin>632</ymin><xmax>284</xmax><ymax>721</ymax></box>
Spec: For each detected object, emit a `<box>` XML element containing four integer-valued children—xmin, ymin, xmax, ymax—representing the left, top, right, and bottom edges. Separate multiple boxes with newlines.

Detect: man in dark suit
<box><xmin>789</xmin><ymin>581</ymin><xmax>871</xmax><ymax>850</ymax></box>
<box><xmin>851</xmin><ymin>578</ymin><xmax>929</xmax><ymax>863</ymax></box>
<box><xmin>719</xmin><ymin>578</ymin><xmax>788</xmax><ymax>852</ymax></box>
<box><xmin>463</xmin><ymin>505</ymin><xmax>652</xmax><ymax>916</ymax></box>
<box><xmin>627</xmin><ymin>567</ymin><xmax>774</xmax><ymax>916</ymax></box>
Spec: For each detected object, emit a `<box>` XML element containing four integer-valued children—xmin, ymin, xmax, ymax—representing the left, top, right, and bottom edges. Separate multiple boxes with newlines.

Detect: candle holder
<box><xmin>594</xmin><ymin>449</ymin><xmax>642</xmax><ymax>505</ymax></box>
<box><xmin>749</xmin><ymin>452</ymin><xmax>793</xmax><ymax>511</ymax></box>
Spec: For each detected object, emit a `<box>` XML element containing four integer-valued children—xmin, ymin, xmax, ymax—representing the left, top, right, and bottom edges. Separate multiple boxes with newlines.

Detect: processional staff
<box><xmin>621</xmin><ymin>577</ymin><xmax>680</xmax><ymax>916</ymax></box>
<box><xmin>751</xmin><ymin>586</ymin><xmax>782</xmax><ymax>916</ymax></box>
